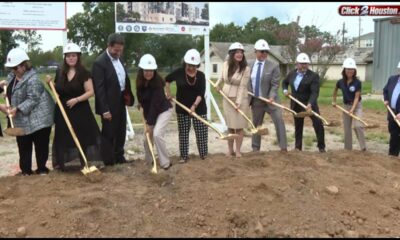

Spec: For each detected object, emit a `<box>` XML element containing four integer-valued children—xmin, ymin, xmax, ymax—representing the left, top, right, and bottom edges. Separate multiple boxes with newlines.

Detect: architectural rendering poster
<box><xmin>115</xmin><ymin>2</ymin><xmax>209</xmax><ymax>35</ymax></box>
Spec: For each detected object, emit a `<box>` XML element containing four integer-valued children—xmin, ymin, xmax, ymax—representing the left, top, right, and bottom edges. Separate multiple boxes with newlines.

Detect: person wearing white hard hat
<box><xmin>282</xmin><ymin>52</ymin><xmax>326</xmax><ymax>153</ymax></box>
<box><xmin>46</xmin><ymin>42</ymin><xmax>105</xmax><ymax>171</ymax></box>
<box><xmin>248</xmin><ymin>39</ymin><xmax>288</xmax><ymax>152</ymax></box>
<box><xmin>215</xmin><ymin>42</ymin><xmax>251</xmax><ymax>158</ymax></box>
<box><xmin>91</xmin><ymin>33</ymin><xmax>135</xmax><ymax>166</ymax></box>
<box><xmin>1</xmin><ymin>48</ymin><xmax>55</xmax><ymax>175</ymax></box>
<box><xmin>165</xmin><ymin>48</ymin><xmax>208</xmax><ymax>163</ymax></box>
<box><xmin>383</xmin><ymin>61</ymin><xmax>400</xmax><ymax>156</ymax></box>
<box><xmin>136</xmin><ymin>54</ymin><xmax>173</xmax><ymax>170</ymax></box>
<box><xmin>332</xmin><ymin>58</ymin><xmax>366</xmax><ymax>151</ymax></box>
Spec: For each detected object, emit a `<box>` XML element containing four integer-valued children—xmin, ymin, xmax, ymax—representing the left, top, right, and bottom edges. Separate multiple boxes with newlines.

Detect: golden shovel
<box><xmin>3</xmin><ymin>85</ymin><xmax>25</xmax><ymax>136</ymax></box>
<box><xmin>140</xmin><ymin>108</ymin><xmax>158</xmax><ymax>174</ymax></box>
<box><xmin>385</xmin><ymin>104</ymin><xmax>400</xmax><ymax>128</ymax></box>
<box><xmin>247</xmin><ymin>91</ymin><xmax>309</xmax><ymax>118</ymax></box>
<box><xmin>288</xmin><ymin>94</ymin><xmax>340</xmax><ymax>127</ymax></box>
<box><xmin>171</xmin><ymin>98</ymin><xmax>239</xmax><ymax>140</ymax></box>
<box><xmin>209</xmin><ymin>80</ymin><xmax>268</xmax><ymax>135</ymax></box>
<box><xmin>334</xmin><ymin>104</ymin><xmax>379</xmax><ymax>129</ymax></box>
<box><xmin>47</xmin><ymin>78</ymin><xmax>101</xmax><ymax>180</ymax></box>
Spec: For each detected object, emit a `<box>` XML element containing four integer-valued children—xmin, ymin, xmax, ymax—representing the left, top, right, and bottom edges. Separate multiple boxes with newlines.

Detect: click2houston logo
<box><xmin>339</xmin><ymin>5</ymin><xmax>400</xmax><ymax>16</ymax></box>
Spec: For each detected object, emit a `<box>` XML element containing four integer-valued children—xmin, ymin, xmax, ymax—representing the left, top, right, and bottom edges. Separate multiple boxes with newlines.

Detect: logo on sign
<box><xmin>134</xmin><ymin>25</ymin><xmax>140</xmax><ymax>32</ymax></box>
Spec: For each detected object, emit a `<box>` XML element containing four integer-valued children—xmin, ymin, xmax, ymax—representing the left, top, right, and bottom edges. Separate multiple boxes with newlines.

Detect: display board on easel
<box><xmin>115</xmin><ymin>2</ymin><xmax>227</xmax><ymax>138</ymax></box>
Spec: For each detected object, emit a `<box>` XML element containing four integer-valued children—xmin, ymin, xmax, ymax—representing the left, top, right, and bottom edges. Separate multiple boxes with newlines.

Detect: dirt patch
<box><xmin>0</xmin><ymin>105</ymin><xmax>399</xmax><ymax>237</ymax></box>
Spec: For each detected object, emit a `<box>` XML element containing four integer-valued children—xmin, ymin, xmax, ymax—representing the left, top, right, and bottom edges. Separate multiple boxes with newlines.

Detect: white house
<box><xmin>310</xmin><ymin>47</ymin><xmax>373</xmax><ymax>81</ymax></box>
<box><xmin>199</xmin><ymin>42</ymin><xmax>290</xmax><ymax>80</ymax></box>
<box><xmin>200</xmin><ymin>42</ymin><xmax>373</xmax><ymax>81</ymax></box>
<box><xmin>352</xmin><ymin>32</ymin><xmax>374</xmax><ymax>48</ymax></box>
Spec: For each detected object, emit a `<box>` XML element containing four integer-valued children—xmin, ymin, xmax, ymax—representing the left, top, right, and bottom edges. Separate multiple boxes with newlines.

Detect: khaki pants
<box><xmin>343</xmin><ymin>103</ymin><xmax>366</xmax><ymax>150</ymax></box>
<box><xmin>144</xmin><ymin>108</ymin><xmax>173</xmax><ymax>168</ymax></box>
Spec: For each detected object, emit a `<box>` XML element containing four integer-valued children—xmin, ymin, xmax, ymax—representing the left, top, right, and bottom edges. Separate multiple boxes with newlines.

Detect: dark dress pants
<box><xmin>16</xmin><ymin>127</ymin><xmax>51</xmax><ymax>174</ymax></box>
<box><xmin>293</xmin><ymin>103</ymin><xmax>325</xmax><ymax>151</ymax></box>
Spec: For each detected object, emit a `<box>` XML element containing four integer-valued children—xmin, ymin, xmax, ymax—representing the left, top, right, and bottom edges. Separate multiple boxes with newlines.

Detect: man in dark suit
<box><xmin>282</xmin><ymin>52</ymin><xmax>325</xmax><ymax>152</ymax></box>
<box><xmin>383</xmin><ymin>62</ymin><xmax>400</xmax><ymax>156</ymax></box>
<box><xmin>92</xmin><ymin>33</ymin><xmax>134</xmax><ymax>166</ymax></box>
<box><xmin>248</xmin><ymin>39</ymin><xmax>287</xmax><ymax>152</ymax></box>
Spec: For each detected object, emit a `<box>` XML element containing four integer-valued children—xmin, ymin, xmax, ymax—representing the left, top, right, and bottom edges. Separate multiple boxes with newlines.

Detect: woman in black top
<box><xmin>48</xmin><ymin>43</ymin><xmax>104</xmax><ymax>171</ymax></box>
<box><xmin>332</xmin><ymin>57</ymin><xmax>366</xmax><ymax>151</ymax></box>
<box><xmin>137</xmin><ymin>54</ymin><xmax>173</xmax><ymax>170</ymax></box>
<box><xmin>165</xmin><ymin>49</ymin><xmax>208</xmax><ymax>163</ymax></box>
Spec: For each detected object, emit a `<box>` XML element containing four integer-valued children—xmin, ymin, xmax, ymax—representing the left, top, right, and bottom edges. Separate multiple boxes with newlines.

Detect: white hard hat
<box><xmin>184</xmin><ymin>49</ymin><xmax>201</xmax><ymax>65</ymax></box>
<box><xmin>229</xmin><ymin>42</ymin><xmax>244</xmax><ymax>51</ymax></box>
<box><xmin>397</xmin><ymin>61</ymin><xmax>400</xmax><ymax>68</ymax></box>
<box><xmin>138</xmin><ymin>54</ymin><xmax>157</xmax><ymax>70</ymax></box>
<box><xmin>4</xmin><ymin>48</ymin><xmax>30</xmax><ymax>68</ymax></box>
<box><xmin>63</xmin><ymin>43</ymin><xmax>81</xmax><ymax>54</ymax></box>
<box><xmin>296</xmin><ymin>53</ymin><xmax>310</xmax><ymax>64</ymax></box>
<box><xmin>342</xmin><ymin>57</ymin><xmax>357</xmax><ymax>69</ymax></box>
<box><xmin>254</xmin><ymin>39</ymin><xmax>270</xmax><ymax>51</ymax></box>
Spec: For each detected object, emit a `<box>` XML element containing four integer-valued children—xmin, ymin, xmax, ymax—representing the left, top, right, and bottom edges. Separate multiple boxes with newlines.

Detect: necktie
<box><xmin>255</xmin><ymin>62</ymin><xmax>262</xmax><ymax>97</ymax></box>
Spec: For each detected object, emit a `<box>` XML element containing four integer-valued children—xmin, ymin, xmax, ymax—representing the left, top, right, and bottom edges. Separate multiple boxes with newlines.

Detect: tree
<box><xmin>67</xmin><ymin>2</ymin><xmax>115</xmax><ymax>54</ymax></box>
<box><xmin>276</xmin><ymin>21</ymin><xmax>302</xmax><ymax>64</ymax></box>
<box><xmin>14</xmin><ymin>30</ymin><xmax>42</xmax><ymax>51</ymax></box>
<box><xmin>116</xmin><ymin>3</ymin><xmax>128</xmax><ymax>22</ymax></box>
<box><xmin>210</xmin><ymin>23</ymin><xmax>243</xmax><ymax>42</ymax></box>
<box><xmin>298</xmin><ymin>30</ymin><xmax>344</xmax><ymax>81</ymax></box>
<box><xmin>0</xmin><ymin>30</ymin><xmax>18</xmax><ymax>72</ymax></box>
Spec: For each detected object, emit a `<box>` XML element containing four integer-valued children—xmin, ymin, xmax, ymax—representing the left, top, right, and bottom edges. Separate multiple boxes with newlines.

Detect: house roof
<box><xmin>353</xmin><ymin>32</ymin><xmax>374</xmax><ymax>41</ymax></box>
<box><xmin>204</xmin><ymin>42</ymin><xmax>291</xmax><ymax>64</ymax></box>
<box><xmin>311</xmin><ymin>47</ymin><xmax>374</xmax><ymax>65</ymax></box>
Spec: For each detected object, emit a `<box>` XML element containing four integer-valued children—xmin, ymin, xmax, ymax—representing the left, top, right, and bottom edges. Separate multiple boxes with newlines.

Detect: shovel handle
<box><xmin>288</xmin><ymin>95</ymin><xmax>329</xmax><ymax>125</ymax></box>
<box><xmin>3</xmin><ymin>85</ymin><xmax>15</xmax><ymax>128</ymax></box>
<box><xmin>208</xmin><ymin>79</ymin><xmax>257</xmax><ymax>130</ymax></box>
<box><xmin>334</xmin><ymin>104</ymin><xmax>369</xmax><ymax>126</ymax></box>
<box><xmin>248</xmin><ymin>91</ymin><xmax>297</xmax><ymax>115</ymax></box>
<box><xmin>140</xmin><ymin>109</ymin><xmax>158</xmax><ymax>173</ymax></box>
<box><xmin>48</xmin><ymin>80</ymin><xmax>90</xmax><ymax>169</ymax></box>
<box><xmin>171</xmin><ymin>97</ymin><xmax>225</xmax><ymax>138</ymax></box>
<box><xmin>385</xmin><ymin>105</ymin><xmax>400</xmax><ymax>127</ymax></box>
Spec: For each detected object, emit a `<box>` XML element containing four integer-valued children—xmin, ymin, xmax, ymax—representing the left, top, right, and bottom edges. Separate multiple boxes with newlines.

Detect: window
<box><xmin>213</xmin><ymin>64</ymin><xmax>218</xmax><ymax>73</ymax></box>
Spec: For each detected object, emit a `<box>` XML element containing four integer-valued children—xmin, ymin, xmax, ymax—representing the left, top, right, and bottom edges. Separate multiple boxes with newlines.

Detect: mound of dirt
<box><xmin>1</xmin><ymin>149</ymin><xmax>400</xmax><ymax>237</ymax></box>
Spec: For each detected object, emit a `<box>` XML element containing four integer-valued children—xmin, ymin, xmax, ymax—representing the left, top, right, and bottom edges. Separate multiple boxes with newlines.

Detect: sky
<box><xmin>28</xmin><ymin>2</ymin><xmax>397</xmax><ymax>52</ymax></box>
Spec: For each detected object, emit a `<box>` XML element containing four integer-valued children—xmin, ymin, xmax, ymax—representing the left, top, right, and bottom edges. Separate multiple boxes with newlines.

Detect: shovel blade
<box><xmin>218</xmin><ymin>134</ymin><xmax>239</xmax><ymax>140</ymax></box>
<box><xmin>324</xmin><ymin>120</ymin><xmax>341</xmax><ymax>127</ymax></box>
<box><xmin>364</xmin><ymin>124</ymin><xmax>379</xmax><ymax>129</ymax></box>
<box><xmin>4</xmin><ymin>127</ymin><xmax>25</xmax><ymax>137</ymax></box>
<box><xmin>295</xmin><ymin>111</ymin><xmax>313</xmax><ymax>118</ymax></box>
<box><xmin>252</xmin><ymin>127</ymin><xmax>269</xmax><ymax>135</ymax></box>
<box><xmin>151</xmin><ymin>165</ymin><xmax>158</xmax><ymax>174</ymax></box>
<box><xmin>81</xmin><ymin>166</ymin><xmax>102</xmax><ymax>183</ymax></box>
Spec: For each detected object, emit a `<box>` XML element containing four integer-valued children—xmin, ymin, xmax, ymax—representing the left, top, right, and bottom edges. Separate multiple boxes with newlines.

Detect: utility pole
<box><xmin>342</xmin><ymin>22</ymin><xmax>345</xmax><ymax>46</ymax></box>
<box><xmin>358</xmin><ymin>16</ymin><xmax>361</xmax><ymax>48</ymax></box>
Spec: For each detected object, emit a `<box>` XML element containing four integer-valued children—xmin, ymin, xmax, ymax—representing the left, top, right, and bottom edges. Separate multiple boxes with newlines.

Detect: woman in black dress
<box><xmin>48</xmin><ymin>43</ymin><xmax>103</xmax><ymax>171</ymax></box>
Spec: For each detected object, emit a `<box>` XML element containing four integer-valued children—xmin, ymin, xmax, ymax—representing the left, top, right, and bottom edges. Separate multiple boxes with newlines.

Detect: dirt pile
<box><xmin>1</xmin><ymin>149</ymin><xmax>400</xmax><ymax>237</ymax></box>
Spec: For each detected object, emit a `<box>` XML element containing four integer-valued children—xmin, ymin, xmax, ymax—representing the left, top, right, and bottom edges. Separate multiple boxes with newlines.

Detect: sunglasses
<box><xmin>11</xmin><ymin>66</ymin><xmax>19</xmax><ymax>71</ymax></box>
<box><xmin>259</xmin><ymin>50</ymin><xmax>268</xmax><ymax>54</ymax></box>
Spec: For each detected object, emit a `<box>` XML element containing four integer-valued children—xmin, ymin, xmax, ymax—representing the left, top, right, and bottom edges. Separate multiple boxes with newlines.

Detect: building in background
<box><xmin>372</xmin><ymin>17</ymin><xmax>400</xmax><ymax>93</ymax></box>
<box><xmin>352</xmin><ymin>32</ymin><xmax>374</xmax><ymax>48</ymax></box>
